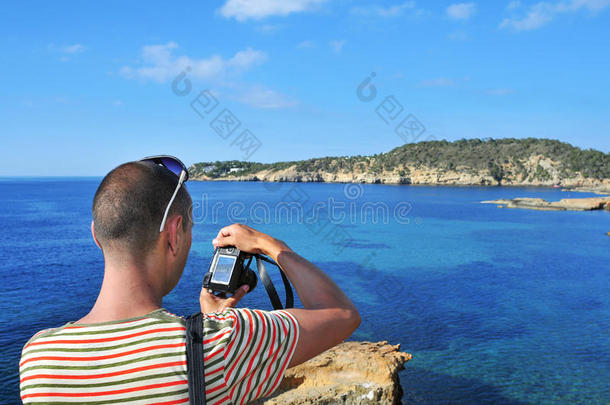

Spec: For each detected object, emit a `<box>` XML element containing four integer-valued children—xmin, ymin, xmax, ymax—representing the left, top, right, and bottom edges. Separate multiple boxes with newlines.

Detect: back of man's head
<box><xmin>92</xmin><ymin>161</ymin><xmax>192</xmax><ymax>255</ymax></box>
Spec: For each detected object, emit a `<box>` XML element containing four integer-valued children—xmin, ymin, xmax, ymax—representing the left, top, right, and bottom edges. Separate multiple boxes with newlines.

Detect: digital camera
<box><xmin>202</xmin><ymin>246</ymin><xmax>257</xmax><ymax>295</ymax></box>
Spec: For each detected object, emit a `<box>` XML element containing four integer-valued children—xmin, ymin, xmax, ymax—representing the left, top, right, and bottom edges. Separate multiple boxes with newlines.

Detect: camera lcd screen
<box><xmin>211</xmin><ymin>255</ymin><xmax>236</xmax><ymax>285</ymax></box>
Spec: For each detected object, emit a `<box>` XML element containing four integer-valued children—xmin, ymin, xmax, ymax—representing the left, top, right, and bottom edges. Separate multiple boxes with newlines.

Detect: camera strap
<box><xmin>185</xmin><ymin>312</ymin><xmax>206</xmax><ymax>405</ymax></box>
<box><xmin>255</xmin><ymin>255</ymin><xmax>294</xmax><ymax>310</ymax></box>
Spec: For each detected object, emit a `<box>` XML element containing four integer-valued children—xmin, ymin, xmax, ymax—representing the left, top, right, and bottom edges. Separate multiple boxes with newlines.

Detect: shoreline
<box><xmin>191</xmin><ymin>178</ymin><xmax>610</xmax><ymax>213</ymax></box>
<box><xmin>191</xmin><ymin>178</ymin><xmax>610</xmax><ymax>194</ymax></box>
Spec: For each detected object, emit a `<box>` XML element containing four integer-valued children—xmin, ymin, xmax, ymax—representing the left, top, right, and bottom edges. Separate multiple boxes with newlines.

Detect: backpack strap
<box><xmin>186</xmin><ymin>312</ymin><xmax>206</xmax><ymax>405</ymax></box>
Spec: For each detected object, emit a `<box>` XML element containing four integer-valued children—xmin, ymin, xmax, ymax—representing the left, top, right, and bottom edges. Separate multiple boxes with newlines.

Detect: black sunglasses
<box><xmin>139</xmin><ymin>155</ymin><xmax>189</xmax><ymax>232</ymax></box>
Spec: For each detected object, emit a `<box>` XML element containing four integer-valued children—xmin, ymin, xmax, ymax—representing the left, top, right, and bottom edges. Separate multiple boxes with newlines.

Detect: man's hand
<box><xmin>200</xmin><ymin>285</ymin><xmax>249</xmax><ymax>314</ymax></box>
<box><xmin>202</xmin><ymin>223</ymin><xmax>286</xmax><ymax>314</ymax></box>
<box><xmin>213</xmin><ymin>223</ymin><xmax>289</xmax><ymax>261</ymax></box>
<box><xmin>211</xmin><ymin>223</ymin><xmax>360</xmax><ymax>368</ymax></box>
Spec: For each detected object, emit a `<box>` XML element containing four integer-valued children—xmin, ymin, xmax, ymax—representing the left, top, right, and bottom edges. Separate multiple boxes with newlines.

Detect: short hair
<box><xmin>92</xmin><ymin>161</ymin><xmax>192</xmax><ymax>253</ymax></box>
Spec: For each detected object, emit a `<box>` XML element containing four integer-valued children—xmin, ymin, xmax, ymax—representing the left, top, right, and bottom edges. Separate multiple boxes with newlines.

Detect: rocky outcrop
<box><xmin>565</xmin><ymin>185</ymin><xmax>610</xmax><ymax>195</ymax></box>
<box><xmin>255</xmin><ymin>341</ymin><xmax>411</xmax><ymax>405</ymax></box>
<box><xmin>481</xmin><ymin>196</ymin><xmax>610</xmax><ymax>211</ymax></box>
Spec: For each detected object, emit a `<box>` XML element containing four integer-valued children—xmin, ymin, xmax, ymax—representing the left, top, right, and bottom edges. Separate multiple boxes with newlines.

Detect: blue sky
<box><xmin>1</xmin><ymin>0</ymin><xmax>609</xmax><ymax>176</ymax></box>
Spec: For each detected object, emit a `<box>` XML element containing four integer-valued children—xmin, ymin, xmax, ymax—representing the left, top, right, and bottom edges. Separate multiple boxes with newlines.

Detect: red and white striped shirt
<box><xmin>19</xmin><ymin>308</ymin><xmax>299</xmax><ymax>404</ymax></box>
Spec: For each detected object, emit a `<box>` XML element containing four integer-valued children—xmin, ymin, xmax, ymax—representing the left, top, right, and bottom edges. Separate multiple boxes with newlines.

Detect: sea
<box><xmin>1</xmin><ymin>178</ymin><xmax>609</xmax><ymax>404</ymax></box>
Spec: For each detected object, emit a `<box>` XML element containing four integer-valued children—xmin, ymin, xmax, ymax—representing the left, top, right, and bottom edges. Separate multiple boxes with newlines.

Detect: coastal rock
<box><xmin>255</xmin><ymin>341</ymin><xmax>411</xmax><ymax>405</ymax></box>
<box><xmin>564</xmin><ymin>181</ymin><xmax>610</xmax><ymax>195</ymax></box>
<box><xmin>481</xmin><ymin>196</ymin><xmax>610</xmax><ymax>211</ymax></box>
<box><xmin>189</xmin><ymin>139</ymin><xmax>609</xmax><ymax>188</ymax></box>
<box><xmin>192</xmin><ymin>161</ymin><xmax>609</xmax><ymax>189</ymax></box>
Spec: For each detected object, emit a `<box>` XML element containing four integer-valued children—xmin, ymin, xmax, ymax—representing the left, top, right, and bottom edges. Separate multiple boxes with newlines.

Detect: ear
<box><xmin>91</xmin><ymin>221</ymin><xmax>102</xmax><ymax>250</ymax></box>
<box><xmin>166</xmin><ymin>215</ymin><xmax>184</xmax><ymax>257</ymax></box>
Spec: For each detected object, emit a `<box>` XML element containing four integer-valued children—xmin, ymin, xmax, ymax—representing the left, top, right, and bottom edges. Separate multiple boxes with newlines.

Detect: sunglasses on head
<box><xmin>139</xmin><ymin>155</ymin><xmax>189</xmax><ymax>232</ymax></box>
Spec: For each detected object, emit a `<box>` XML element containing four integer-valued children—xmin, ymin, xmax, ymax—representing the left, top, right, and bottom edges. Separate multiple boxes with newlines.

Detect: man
<box><xmin>19</xmin><ymin>157</ymin><xmax>360</xmax><ymax>404</ymax></box>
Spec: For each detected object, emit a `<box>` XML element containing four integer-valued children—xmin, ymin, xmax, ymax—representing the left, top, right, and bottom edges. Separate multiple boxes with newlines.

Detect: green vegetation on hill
<box><xmin>382</xmin><ymin>138</ymin><xmax>608</xmax><ymax>180</ymax></box>
<box><xmin>189</xmin><ymin>138</ymin><xmax>609</xmax><ymax>182</ymax></box>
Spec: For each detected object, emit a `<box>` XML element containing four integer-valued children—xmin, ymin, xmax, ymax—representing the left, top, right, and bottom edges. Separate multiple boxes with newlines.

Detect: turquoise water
<box><xmin>1</xmin><ymin>178</ymin><xmax>609</xmax><ymax>404</ymax></box>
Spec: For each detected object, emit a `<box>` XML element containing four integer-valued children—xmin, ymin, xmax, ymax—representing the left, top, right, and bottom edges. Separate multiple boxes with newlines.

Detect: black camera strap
<box><xmin>185</xmin><ymin>312</ymin><xmax>206</xmax><ymax>405</ymax></box>
<box><xmin>255</xmin><ymin>255</ymin><xmax>294</xmax><ymax>310</ymax></box>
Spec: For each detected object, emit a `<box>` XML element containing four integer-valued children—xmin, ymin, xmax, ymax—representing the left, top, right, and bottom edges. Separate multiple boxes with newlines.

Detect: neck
<box><xmin>77</xmin><ymin>253</ymin><xmax>166</xmax><ymax>324</ymax></box>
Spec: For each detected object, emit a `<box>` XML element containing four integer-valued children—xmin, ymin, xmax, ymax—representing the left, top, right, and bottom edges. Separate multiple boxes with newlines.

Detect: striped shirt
<box><xmin>19</xmin><ymin>308</ymin><xmax>299</xmax><ymax>404</ymax></box>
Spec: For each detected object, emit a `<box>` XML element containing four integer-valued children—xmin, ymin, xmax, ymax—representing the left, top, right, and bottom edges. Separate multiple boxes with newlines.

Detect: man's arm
<box><xmin>211</xmin><ymin>224</ymin><xmax>361</xmax><ymax>368</ymax></box>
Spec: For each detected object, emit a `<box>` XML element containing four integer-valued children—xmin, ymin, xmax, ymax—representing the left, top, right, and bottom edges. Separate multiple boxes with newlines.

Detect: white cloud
<box><xmin>219</xmin><ymin>0</ymin><xmax>327</xmax><ymax>21</ymax></box>
<box><xmin>297</xmin><ymin>40</ymin><xmax>315</xmax><ymax>48</ymax></box>
<box><xmin>235</xmin><ymin>85</ymin><xmax>297</xmax><ymax>109</ymax></box>
<box><xmin>446</xmin><ymin>2</ymin><xmax>477</xmax><ymax>20</ymax></box>
<box><xmin>120</xmin><ymin>42</ymin><xmax>267</xmax><ymax>82</ymax></box>
<box><xmin>558</xmin><ymin>0</ymin><xmax>610</xmax><ymax>11</ymax></box>
<box><xmin>48</xmin><ymin>43</ymin><xmax>86</xmax><ymax>61</ymax></box>
<box><xmin>350</xmin><ymin>2</ymin><xmax>416</xmax><ymax>17</ymax></box>
<box><xmin>119</xmin><ymin>42</ymin><xmax>296</xmax><ymax>109</ymax></box>
<box><xmin>61</xmin><ymin>44</ymin><xmax>86</xmax><ymax>54</ymax></box>
<box><xmin>500</xmin><ymin>2</ymin><xmax>555</xmax><ymax>29</ymax></box>
<box><xmin>420</xmin><ymin>77</ymin><xmax>456</xmax><ymax>87</ymax></box>
<box><xmin>228</xmin><ymin>48</ymin><xmax>268</xmax><ymax>70</ymax></box>
<box><xmin>500</xmin><ymin>0</ymin><xmax>610</xmax><ymax>31</ymax></box>
<box><xmin>507</xmin><ymin>0</ymin><xmax>522</xmax><ymax>10</ymax></box>
<box><xmin>329</xmin><ymin>39</ymin><xmax>346</xmax><ymax>53</ymax></box>
<box><xmin>448</xmin><ymin>30</ymin><xmax>469</xmax><ymax>40</ymax></box>
<box><xmin>257</xmin><ymin>24</ymin><xmax>282</xmax><ymax>33</ymax></box>
<box><xmin>486</xmin><ymin>88</ymin><xmax>514</xmax><ymax>95</ymax></box>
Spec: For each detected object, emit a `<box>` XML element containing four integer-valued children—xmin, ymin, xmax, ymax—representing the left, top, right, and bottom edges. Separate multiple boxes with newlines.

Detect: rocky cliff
<box><xmin>190</xmin><ymin>138</ymin><xmax>609</xmax><ymax>189</ymax></box>
<box><xmin>255</xmin><ymin>341</ymin><xmax>411</xmax><ymax>405</ymax></box>
<box><xmin>193</xmin><ymin>159</ymin><xmax>610</xmax><ymax>189</ymax></box>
